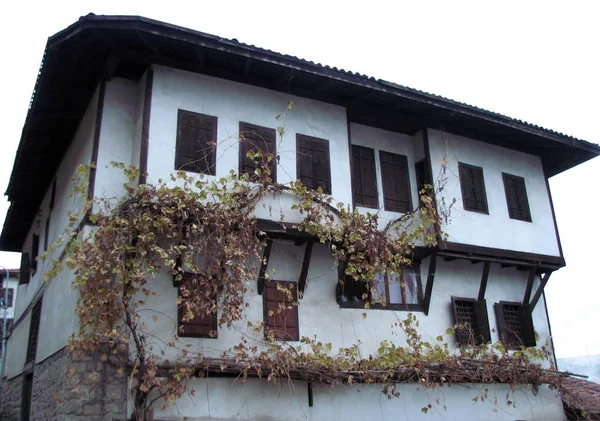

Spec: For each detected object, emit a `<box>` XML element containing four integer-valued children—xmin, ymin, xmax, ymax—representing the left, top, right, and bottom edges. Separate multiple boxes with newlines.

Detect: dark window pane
<box><xmin>351</xmin><ymin>145</ymin><xmax>378</xmax><ymax>208</ymax></box>
<box><xmin>502</xmin><ymin>173</ymin><xmax>532</xmax><ymax>222</ymax></box>
<box><xmin>380</xmin><ymin>151</ymin><xmax>412</xmax><ymax>213</ymax></box>
<box><xmin>296</xmin><ymin>134</ymin><xmax>331</xmax><ymax>194</ymax></box>
<box><xmin>175</xmin><ymin>110</ymin><xmax>218</xmax><ymax>175</ymax></box>
<box><xmin>239</xmin><ymin>122</ymin><xmax>277</xmax><ymax>182</ymax></box>
<box><xmin>458</xmin><ymin>163</ymin><xmax>488</xmax><ymax>213</ymax></box>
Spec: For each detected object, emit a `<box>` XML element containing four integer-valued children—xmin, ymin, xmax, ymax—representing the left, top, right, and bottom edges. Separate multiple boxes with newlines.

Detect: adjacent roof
<box><xmin>2</xmin><ymin>13</ymin><xmax>600</xmax><ymax>251</ymax></box>
<box><xmin>563</xmin><ymin>377</ymin><xmax>600</xmax><ymax>420</ymax></box>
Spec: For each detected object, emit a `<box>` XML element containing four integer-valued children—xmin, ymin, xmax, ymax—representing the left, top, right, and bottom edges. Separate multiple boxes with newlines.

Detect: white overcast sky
<box><xmin>0</xmin><ymin>1</ymin><xmax>598</xmax><ymax>359</ymax></box>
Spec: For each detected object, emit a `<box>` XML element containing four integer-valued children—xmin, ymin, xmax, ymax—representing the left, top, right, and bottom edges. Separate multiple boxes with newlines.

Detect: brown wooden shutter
<box><xmin>494</xmin><ymin>302</ymin><xmax>507</xmax><ymax>345</ymax></box>
<box><xmin>351</xmin><ymin>145</ymin><xmax>378</xmax><ymax>208</ymax></box>
<box><xmin>239</xmin><ymin>122</ymin><xmax>277</xmax><ymax>182</ymax></box>
<box><xmin>519</xmin><ymin>303</ymin><xmax>536</xmax><ymax>347</ymax></box>
<box><xmin>296</xmin><ymin>134</ymin><xmax>331</xmax><ymax>194</ymax></box>
<box><xmin>473</xmin><ymin>299</ymin><xmax>491</xmax><ymax>344</ymax></box>
<box><xmin>495</xmin><ymin>301</ymin><xmax>534</xmax><ymax>349</ymax></box>
<box><xmin>263</xmin><ymin>281</ymin><xmax>299</xmax><ymax>341</ymax></box>
<box><xmin>502</xmin><ymin>173</ymin><xmax>532</xmax><ymax>222</ymax></box>
<box><xmin>26</xmin><ymin>300</ymin><xmax>42</xmax><ymax>363</ymax></box>
<box><xmin>175</xmin><ymin>110</ymin><xmax>218</xmax><ymax>175</ymax></box>
<box><xmin>459</xmin><ymin>163</ymin><xmax>488</xmax><ymax>213</ymax></box>
<box><xmin>0</xmin><ymin>288</ymin><xmax>14</xmax><ymax>307</ymax></box>
<box><xmin>451</xmin><ymin>297</ymin><xmax>477</xmax><ymax>346</ymax></box>
<box><xmin>380</xmin><ymin>151</ymin><xmax>412</xmax><ymax>213</ymax></box>
<box><xmin>19</xmin><ymin>252</ymin><xmax>31</xmax><ymax>285</ymax></box>
<box><xmin>31</xmin><ymin>234</ymin><xmax>39</xmax><ymax>274</ymax></box>
<box><xmin>178</xmin><ymin>273</ymin><xmax>218</xmax><ymax>338</ymax></box>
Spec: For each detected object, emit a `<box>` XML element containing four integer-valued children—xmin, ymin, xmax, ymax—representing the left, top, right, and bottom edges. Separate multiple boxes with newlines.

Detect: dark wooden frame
<box><xmin>494</xmin><ymin>300</ymin><xmax>536</xmax><ymax>349</ymax></box>
<box><xmin>458</xmin><ymin>162</ymin><xmax>489</xmax><ymax>214</ymax></box>
<box><xmin>502</xmin><ymin>172</ymin><xmax>532</xmax><ymax>222</ymax></box>
<box><xmin>238</xmin><ymin>121</ymin><xmax>277</xmax><ymax>182</ymax></box>
<box><xmin>175</xmin><ymin>109</ymin><xmax>218</xmax><ymax>176</ymax></box>
<box><xmin>263</xmin><ymin>280</ymin><xmax>300</xmax><ymax>341</ymax></box>
<box><xmin>350</xmin><ymin>145</ymin><xmax>379</xmax><ymax>209</ymax></box>
<box><xmin>296</xmin><ymin>134</ymin><xmax>332</xmax><ymax>195</ymax></box>
<box><xmin>451</xmin><ymin>296</ymin><xmax>491</xmax><ymax>346</ymax></box>
<box><xmin>139</xmin><ymin>68</ymin><xmax>153</xmax><ymax>185</ymax></box>
<box><xmin>379</xmin><ymin>150</ymin><xmax>412</xmax><ymax>213</ymax></box>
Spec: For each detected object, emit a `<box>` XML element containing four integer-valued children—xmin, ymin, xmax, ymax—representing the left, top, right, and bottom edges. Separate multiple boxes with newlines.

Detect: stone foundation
<box><xmin>1</xmin><ymin>347</ymin><xmax>127</xmax><ymax>421</ymax></box>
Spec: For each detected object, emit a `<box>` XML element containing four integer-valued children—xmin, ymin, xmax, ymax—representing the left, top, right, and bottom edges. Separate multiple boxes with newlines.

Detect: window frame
<box><xmin>502</xmin><ymin>173</ymin><xmax>532</xmax><ymax>222</ymax></box>
<box><xmin>26</xmin><ymin>300</ymin><xmax>42</xmax><ymax>364</ymax></box>
<box><xmin>177</xmin><ymin>272</ymin><xmax>219</xmax><ymax>339</ymax></box>
<box><xmin>450</xmin><ymin>296</ymin><xmax>491</xmax><ymax>346</ymax></box>
<box><xmin>263</xmin><ymin>280</ymin><xmax>299</xmax><ymax>341</ymax></box>
<box><xmin>338</xmin><ymin>265</ymin><xmax>424</xmax><ymax>312</ymax></box>
<box><xmin>494</xmin><ymin>301</ymin><xmax>536</xmax><ymax>349</ymax></box>
<box><xmin>239</xmin><ymin>121</ymin><xmax>277</xmax><ymax>182</ymax></box>
<box><xmin>458</xmin><ymin>162</ymin><xmax>489</xmax><ymax>214</ymax></box>
<box><xmin>296</xmin><ymin>134</ymin><xmax>332</xmax><ymax>194</ymax></box>
<box><xmin>174</xmin><ymin>109</ymin><xmax>218</xmax><ymax>175</ymax></box>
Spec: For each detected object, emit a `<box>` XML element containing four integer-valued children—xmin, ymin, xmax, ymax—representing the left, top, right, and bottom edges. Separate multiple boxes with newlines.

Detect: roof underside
<box><xmin>2</xmin><ymin>14</ymin><xmax>600</xmax><ymax>251</ymax></box>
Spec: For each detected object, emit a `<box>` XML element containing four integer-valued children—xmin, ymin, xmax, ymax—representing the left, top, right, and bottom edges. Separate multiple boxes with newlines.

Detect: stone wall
<box><xmin>1</xmin><ymin>347</ymin><xmax>127</xmax><ymax>421</ymax></box>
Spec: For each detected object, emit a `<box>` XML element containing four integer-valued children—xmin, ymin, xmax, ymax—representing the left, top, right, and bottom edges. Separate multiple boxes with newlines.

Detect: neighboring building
<box><xmin>1</xmin><ymin>13</ymin><xmax>599</xmax><ymax>421</ymax></box>
<box><xmin>0</xmin><ymin>269</ymin><xmax>19</xmax><ymax>358</ymax></box>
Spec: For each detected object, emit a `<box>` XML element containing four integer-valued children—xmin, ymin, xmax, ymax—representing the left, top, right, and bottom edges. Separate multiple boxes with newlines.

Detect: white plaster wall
<box><xmin>428</xmin><ymin>129</ymin><xmax>560</xmax><ymax>256</ymax></box>
<box><xmin>130</xmin><ymin>71</ymin><xmax>148</xmax><ymax>175</ymax></box>
<box><xmin>148</xmin><ymin>66</ymin><xmax>352</xmax><ymax>209</ymax></box>
<box><xmin>151</xmin><ymin>377</ymin><xmax>564</xmax><ymax>421</ymax></box>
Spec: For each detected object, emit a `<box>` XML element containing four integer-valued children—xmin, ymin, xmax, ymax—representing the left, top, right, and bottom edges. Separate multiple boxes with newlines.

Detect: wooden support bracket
<box><xmin>423</xmin><ymin>251</ymin><xmax>437</xmax><ymax>316</ymax></box>
<box><xmin>257</xmin><ymin>239</ymin><xmax>273</xmax><ymax>295</ymax></box>
<box><xmin>522</xmin><ymin>267</ymin><xmax>537</xmax><ymax>305</ymax></box>
<box><xmin>477</xmin><ymin>261</ymin><xmax>491</xmax><ymax>301</ymax></box>
<box><xmin>529</xmin><ymin>271</ymin><xmax>552</xmax><ymax>312</ymax></box>
<box><xmin>297</xmin><ymin>241</ymin><xmax>313</xmax><ymax>298</ymax></box>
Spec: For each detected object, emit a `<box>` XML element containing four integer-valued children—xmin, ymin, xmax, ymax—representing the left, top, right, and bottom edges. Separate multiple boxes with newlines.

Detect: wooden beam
<box><xmin>297</xmin><ymin>241</ymin><xmax>314</xmax><ymax>298</ymax></box>
<box><xmin>423</xmin><ymin>252</ymin><xmax>437</xmax><ymax>316</ymax></box>
<box><xmin>530</xmin><ymin>271</ymin><xmax>552</xmax><ymax>311</ymax></box>
<box><xmin>139</xmin><ymin>68</ymin><xmax>153</xmax><ymax>185</ymax></box>
<box><xmin>307</xmin><ymin>382</ymin><xmax>314</xmax><ymax>407</ymax></box>
<box><xmin>257</xmin><ymin>240</ymin><xmax>273</xmax><ymax>295</ymax></box>
<box><xmin>522</xmin><ymin>267</ymin><xmax>536</xmax><ymax>305</ymax></box>
<box><xmin>477</xmin><ymin>261</ymin><xmax>491</xmax><ymax>301</ymax></box>
<box><xmin>243</xmin><ymin>58</ymin><xmax>252</xmax><ymax>75</ymax></box>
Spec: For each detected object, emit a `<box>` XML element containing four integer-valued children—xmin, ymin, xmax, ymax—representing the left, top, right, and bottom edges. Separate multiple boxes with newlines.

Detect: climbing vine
<box><xmin>40</xmin><ymin>110</ymin><xmax>581</xmax><ymax>420</ymax></box>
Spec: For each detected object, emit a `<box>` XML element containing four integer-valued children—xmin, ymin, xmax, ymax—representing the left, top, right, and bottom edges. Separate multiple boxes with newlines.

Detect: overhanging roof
<box><xmin>2</xmin><ymin>13</ymin><xmax>600</xmax><ymax>251</ymax></box>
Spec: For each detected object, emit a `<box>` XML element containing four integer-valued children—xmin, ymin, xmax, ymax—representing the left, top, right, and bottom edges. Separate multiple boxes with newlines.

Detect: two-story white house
<box><xmin>1</xmin><ymin>14</ymin><xmax>599</xmax><ymax>421</ymax></box>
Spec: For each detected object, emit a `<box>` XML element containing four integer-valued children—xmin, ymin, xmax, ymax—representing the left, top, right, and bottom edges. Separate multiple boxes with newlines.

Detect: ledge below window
<box><xmin>339</xmin><ymin>301</ymin><xmax>425</xmax><ymax>312</ymax></box>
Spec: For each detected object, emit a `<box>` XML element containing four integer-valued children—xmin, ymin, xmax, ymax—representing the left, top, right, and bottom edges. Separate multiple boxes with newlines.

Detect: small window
<box><xmin>296</xmin><ymin>134</ymin><xmax>332</xmax><ymax>194</ymax></box>
<box><xmin>502</xmin><ymin>173</ymin><xmax>532</xmax><ymax>222</ymax></box>
<box><xmin>0</xmin><ymin>288</ymin><xmax>14</xmax><ymax>307</ymax></box>
<box><xmin>175</xmin><ymin>110</ymin><xmax>218</xmax><ymax>175</ymax></box>
<box><xmin>263</xmin><ymin>281</ymin><xmax>299</xmax><ymax>341</ymax></box>
<box><xmin>239</xmin><ymin>122</ymin><xmax>277</xmax><ymax>182</ymax></box>
<box><xmin>339</xmin><ymin>266</ymin><xmax>422</xmax><ymax>309</ymax></box>
<box><xmin>351</xmin><ymin>145</ymin><xmax>378</xmax><ymax>208</ymax></box>
<box><xmin>31</xmin><ymin>234</ymin><xmax>40</xmax><ymax>274</ymax></box>
<box><xmin>458</xmin><ymin>163</ymin><xmax>488</xmax><ymax>213</ymax></box>
<box><xmin>451</xmin><ymin>297</ymin><xmax>491</xmax><ymax>346</ymax></box>
<box><xmin>26</xmin><ymin>300</ymin><xmax>42</xmax><ymax>363</ymax></box>
<box><xmin>178</xmin><ymin>273</ymin><xmax>218</xmax><ymax>338</ymax></box>
<box><xmin>19</xmin><ymin>252</ymin><xmax>31</xmax><ymax>285</ymax></box>
<box><xmin>380</xmin><ymin>151</ymin><xmax>412</xmax><ymax>213</ymax></box>
<box><xmin>494</xmin><ymin>301</ymin><xmax>536</xmax><ymax>349</ymax></box>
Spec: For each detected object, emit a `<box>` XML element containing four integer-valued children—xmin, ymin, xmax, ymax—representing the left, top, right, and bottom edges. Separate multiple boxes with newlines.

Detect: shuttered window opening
<box><xmin>494</xmin><ymin>301</ymin><xmax>536</xmax><ymax>349</ymax></box>
<box><xmin>380</xmin><ymin>151</ymin><xmax>412</xmax><ymax>213</ymax></box>
<box><xmin>451</xmin><ymin>297</ymin><xmax>491</xmax><ymax>346</ymax></box>
<box><xmin>415</xmin><ymin>159</ymin><xmax>432</xmax><ymax>206</ymax></box>
<box><xmin>351</xmin><ymin>145</ymin><xmax>378</xmax><ymax>208</ymax></box>
<box><xmin>19</xmin><ymin>252</ymin><xmax>31</xmax><ymax>285</ymax></box>
<box><xmin>21</xmin><ymin>373</ymin><xmax>33</xmax><ymax>421</ymax></box>
<box><xmin>175</xmin><ymin>110</ymin><xmax>218</xmax><ymax>175</ymax></box>
<box><xmin>296</xmin><ymin>134</ymin><xmax>332</xmax><ymax>194</ymax></box>
<box><xmin>502</xmin><ymin>173</ymin><xmax>532</xmax><ymax>222</ymax></box>
<box><xmin>26</xmin><ymin>300</ymin><xmax>42</xmax><ymax>363</ymax></box>
<box><xmin>263</xmin><ymin>281</ymin><xmax>299</xmax><ymax>341</ymax></box>
<box><xmin>178</xmin><ymin>273</ymin><xmax>218</xmax><ymax>338</ymax></box>
<box><xmin>31</xmin><ymin>234</ymin><xmax>40</xmax><ymax>274</ymax></box>
<box><xmin>458</xmin><ymin>162</ymin><xmax>488</xmax><ymax>213</ymax></box>
<box><xmin>239</xmin><ymin>122</ymin><xmax>277</xmax><ymax>182</ymax></box>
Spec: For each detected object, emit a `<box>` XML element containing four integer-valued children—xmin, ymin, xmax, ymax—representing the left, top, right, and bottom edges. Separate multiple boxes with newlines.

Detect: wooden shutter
<box><xmin>175</xmin><ymin>110</ymin><xmax>217</xmax><ymax>175</ymax></box>
<box><xmin>458</xmin><ymin>163</ymin><xmax>488</xmax><ymax>213</ymax></box>
<box><xmin>495</xmin><ymin>302</ymin><xmax>535</xmax><ymax>349</ymax></box>
<box><xmin>239</xmin><ymin>122</ymin><xmax>277</xmax><ymax>182</ymax></box>
<box><xmin>380</xmin><ymin>151</ymin><xmax>412</xmax><ymax>213</ymax></box>
<box><xmin>519</xmin><ymin>303</ymin><xmax>536</xmax><ymax>347</ymax></box>
<box><xmin>26</xmin><ymin>300</ymin><xmax>42</xmax><ymax>363</ymax></box>
<box><xmin>453</xmin><ymin>297</ymin><xmax>490</xmax><ymax>346</ymax></box>
<box><xmin>473</xmin><ymin>299</ymin><xmax>491</xmax><ymax>344</ymax></box>
<box><xmin>19</xmin><ymin>252</ymin><xmax>31</xmax><ymax>285</ymax></box>
<box><xmin>264</xmin><ymin>281</ymin><xmax>299</xmax><ymax>341</ymax></box>
<box><xmin>178</xmin><ymin>273</ymin><xmax>218</xmax><ymax>338</ymax></box>
<box><xmin>31</xmin><ymin>234</ymin><xmax>39</xmax><ymax>274</ymax></box>
<box><xmin>502</xmin><ymin>173</ymin><xmax>532</xmax><ymax>222</ymax></box>
<box><xmin>296</xmin><ymin>134</ymin><xmax>332</xmax><ymax>194</ymax></box>
<box><xmin>351</xmin><ymin>145</ymin><xmax>378</xmax><ymax>208</ymax></box>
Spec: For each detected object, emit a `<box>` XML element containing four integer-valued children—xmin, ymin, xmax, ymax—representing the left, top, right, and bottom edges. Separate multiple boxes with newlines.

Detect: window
<box><xmin>26</xmin><ymin>300</ymin><xmax>42</xmax><ymax>363</ymax></box>
<box><xmin>494</xmin><ymin>301</ymin><xmax>536</xmax><ymax>349</ymax></box>
<box><xmin>451</xmin><ymin>297</ymin><xmax>491</xmax><ymax>346</ymax></box>
<box><xmin>239</xmin><ymin>122</ymin><xmax>277</xmax><ymax>182</ymax></box>
<box><xmin>415</xmin><ymin>159</ymin><xmax>432</xmax><ymax>205</ymax></box>
<box><xmin>0</xmin><ymin>288</ymin><xmax>14</xmax><ymax>307</ymax></box>
<box><xmin>175</xmin><ymin>110</ymin><xmax>218</xmax><ymax>175</ymax></box>
<box><xmin>21</xmin><ymin>373</ymin><xmax>33</xmax><ymax>421</ymax></box>
<box><xmin>502</xmin><ymin>173</ymin><xmax>531</xmax><ymax>222</ymax></box>
<box><xmin>339</xmin><ymin>266</ymin><xmax>423</xmax><ymax>310</ymax></box>
<box><xmin>263</xmin><ymin>281</ymin><xmax>299</xmax><ymax>341</ymax></box>
<box><xmin>351</xmin><ymin>145</ymin><xmax>378</xmax><ymax>208</ymax></box>
<box><xmin>49</xmin><ymin>178</ymin><xmax>57</xmax><ymax>211</ymax></box>
<box><xmin>380</xmin><ymin>151</ymin><xmax>412</xmax><ymax>213</ymax></box>
<box><xmin>296</xmin><ymin>134</ymin><xmax>332</xmax><ymax>194</ymax></box>
<box><xmin>0</xmin><ymin>318</ymin><xmax>14</xmax><ymax>336</ymax></box>
<box><xmin>19</xmin><ymin>252</ymin><xmax>31</xmax><ymax>285</ymax></box>
<box><xmin>177</xmin><ymin>273</ymin><xmax>218</xmax><ymax>338</ymax></box>
<box><xmin>458</xmin><ymin>162</ymin><xmax>488</xmax><ymax>213</ymax></box>
<box><xmin>31</xmin><ymin>234</ymin><xmax>40</xmax><ymax>274</ymax></box>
